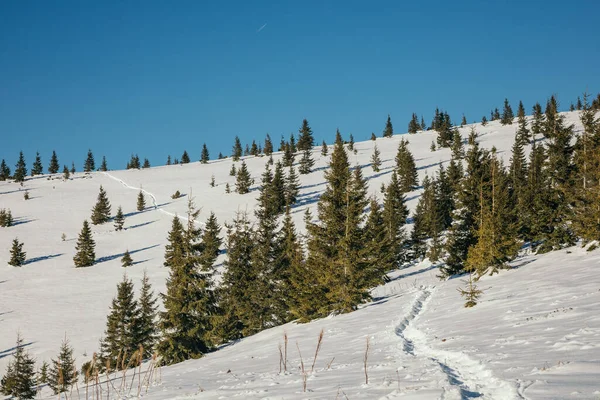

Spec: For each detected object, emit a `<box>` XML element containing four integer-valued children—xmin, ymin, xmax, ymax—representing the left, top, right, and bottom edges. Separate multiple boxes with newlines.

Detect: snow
<box><xmin>1</xmin><ymin>111</ymin><xmax>599</xmax><ymax>399</ymax></box>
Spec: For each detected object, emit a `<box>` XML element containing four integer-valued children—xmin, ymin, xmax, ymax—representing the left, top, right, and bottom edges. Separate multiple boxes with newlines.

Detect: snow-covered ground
<box><xmin>1</xmin><ymin>112</ymin><xmax>599</xmax><ymax>399</ymax></box>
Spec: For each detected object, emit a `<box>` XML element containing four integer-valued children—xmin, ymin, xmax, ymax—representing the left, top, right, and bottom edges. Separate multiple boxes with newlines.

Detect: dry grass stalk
<box><xmin>278</xmin><ymin>343</ymin><xmax>283</xmax><ymax>374</ymax></box>
<box><xmin>104</xmin><ymin>359</ymin><xmax>111</xmax><ymax>400</ymax></box>
<box><xmin>364</xmin><ymin>336</ymin><xmax>371</xmax><ymax>385</ymax></box>
<box><xmin>296</xmin><ymin>341</ymin><xmax>307</xmax><ymax>393</ymax></box>
<box><xmin>310</xmin><ymin>329</ymin><xmax>324</xmax><ymax>373</ymax></box>
<box><xmin>326</xmin><ymin>357</ymin><xmax>335</xmax><ymax>370</ymax></box>
<box><xmin>72</xmin><ymin>368</ymin><xmax>80</xmax><ymax>400</ymax></box>
<box><xmin>283</xmin><ymin>332</ymin><xmax>288</xmax><ymax>373</ymax></box>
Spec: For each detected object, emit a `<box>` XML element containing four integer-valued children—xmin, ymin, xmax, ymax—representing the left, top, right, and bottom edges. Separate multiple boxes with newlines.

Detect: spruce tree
<box><xmin>264</xmin><ymin>134</ymin><xmax>274</xmax><ymax>155</ymax></box>
<box><xmin>114</xmin><ymin>206</ymin><xmax>125</xmax><ymax>231</ymax></box>
<box><xmin>84</xmin><ymin>149</ymin><xmax>95</xmax><ymax>172</ymax></box>
<box><xmin>451</xmin><ymin>129</ymin><xmax>465</xmax><ymax>159</ymax></box>
<box><xmin>100</xmin><ymin>156</ymin><xmax>108</xmax><ymax>171</ymax></box>
<box><xmin>408</xmin><ymin>113</ymin><xmax>420</xmax><ymax>133</ymax></box>
<box><xmin>137</xmin><ymin>190</ymin><xmax>146</xmax><ymax>211</ymax></box>
<box><xmin>70</xmin><ymin>161</ymin><xmax>76</xmax><ymax>174</ymax></box>
<box><xmin>31</xmin><ymin>152</ymin><xmax>43</xmax><ymax>176</ymax></box>
<box><xmin>137</xmin><ymin>271</ymin><xmax>158</xmax><ymax>358</ymax></box>
<box><xmin>158</xmin><ymin>198</ymin><xmax>216</xmax><ymax>364</ymax></box>
<box><xmin>200</xmin><ymin>143</ymin><xmax>210</xmax><ymax>163</ymax></box>
<box><xmin>229</xmin><ymin>163</ymin><xmax>236</xmax><ymax>176</ymax></box>
<box><xmin>395</xmin><ymin>139</ymin><xmax>418</xmax><ymax>192</ymax></box>
<box><xmin>500</xmin><ymin>98</ymin><xmax>514</xmax><ymax>125</ymax></box>
<box><xmin>37</xmin><ymin>361</ymin><xmax>49</xmax><ymax>385</ymax></box>
<box><xmin>47</xmin><ymin>338</ymin><xmax>76</xmax><ymax>395</ymax></box>
<box><xmin>509</xmin><ymin>134</ymin><xmax>529</xmax><ymax>240</ymax></box>
<box><xmin>0</xmin><ymin>209</ymin><xmax>13</xmax><ymax>227</ymax></box>
<box><xmin>73</xmin><ymin>220</ymin><xmax>95</xmax><ymax>267</ymax></box>
<box><xmin>297</xmin><ymin>119</ymin><xmax>315</xmax><ymax>151</ymax></box>
<box><xmin>382</xmin><ymin>171</ymin><xmax>409</xmax><ymax>267</ymax></box>
<box><xmin>576</xmin><ymin>96</ymin><xmax>583</xmax><ymax>110</ymax></box>
<box><xmin>99</xmin><ymin>275</ymin><xmax>141</xmax><ymax>369</ymax></box>
<box><xmin>283</xmin><ymin>141</ymin><xmax>295</xmax><ymax>167</ymax></box>
<box><xmin>232</xmin><ymin>136</ymin><xmax>243</xmax><ymax>161</ymax></box>
<box><xmin>121</xmin><ymin>250</ymin><xmax>133</xmax><ymax>267</ymax></box>
<box><xmin>235</xmin><ymin>161</ymin><xmax>252</xmax><ymax>194</ymax></box>
<box><xmin>181</xmin><ymin>150</ymin><xmax>190</xmax><ymax>164</ymax></box>
<box><xmin>493</xmin><ymin>107</ymin><xmax>501</xmax><ymax>120</ymax></box>
<box><xmin>167</xmin><ymin>155</ymin><xmax>172</xmax><ymax>165</ymax></box>
<box><xmin>271</xmin><ymin>162</ymin><xmax>286</xmax><ymax>213</ymax></box>
<box><xmin>531</xmin><ymin>102</ymin><xmax>544</xmax><ymax>137</ymax></box>
<box><xmin>370</xmin><ymin>132</ymin><xmax>376</xmax><ymax>140</ymax></box>
<box><xmin>198</xmin><ymin>212</ymin><xmax>222</xmax><ymax>271</ymax></box>
<box><xmin>14</xmin><ymin>151</ymin><xmax>27</xmax><ymax>183</ymax></box>
<box><xmin>62</xmin><ymin>165</ymin><xmax>70</xmax><ymax>180</ymax></box>
<box><xmin>370</xmin><ymin>144</ymin><xmax>382</xmax><ymax>172</ymax></box>
<box><xmin>298</xmin><ymin>148</ymin><xmax>314</xmax><ymax>174</ymax></box>
<box><xmin>8</xmin><ymin>238</ymin><xmax>26</xmax><ymax>267</ymax></box>
<box><xmin>348</xmin><ymin>134</ymin><xmax>355</xmax><ymax>151</ymax></box>
<box><xmin>321</xmin><ymin>140</ymin><xmax>328</xmax><ymax>156</ymax></box>
<box><xmin>0</xmin><ymin>333</ymin><xmax>36</xmax><ymax>399</ymax></box>
<box><xmin>285</xmin><ymin>165</ymin><xmax>300</xmax><ymax>206</ymax></box>
<box><xmin>90</xmin><ymin>185</ymin><xmax>112</xmax><ymax>225</ymax></box>
<box><xmin>383</xmin><ymin>114</ymin><xmax>393</xmax><ymax>137</ymax></box>
<box><xmin>142</xmin><ymin>158</ymin><xmax>150</xmax><ymax>168</ymax></box>
<box><xmin>461</xmin><ymin>114</ymin><xmax>467</xmax><ymax>126</ymax></box>
<box><xmin>48</xmin><ymin>151</ymin><xmax>59</xmax><ymax>174</ymax></box>
<box><xmin>250</xmin><ymin>140</ymin><xmax>258</xmax><ymax>156</ymax></box>
<box><xmin>0</xmin><ymin>159</ymin><xmax>11</xmax><ymax>181</ymax></box>
<box><xmin>481</xmin><ymin>115</ymin><xmax>488</xmax><ymax>126</ymax></box>
<box><xmin>362</xmin><ymin>196</ymin><xmax>391</xmax><ymax>284</ymax></box>
<box><xmin>515</xmin><ymin>101</ymin><xmax>530</xmax><ymax>145</ymax></box>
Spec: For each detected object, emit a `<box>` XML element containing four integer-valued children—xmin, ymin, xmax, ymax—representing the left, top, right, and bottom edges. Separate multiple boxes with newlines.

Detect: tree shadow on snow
<box><xmin>25</xmin><ymin>253</ymin><xmax>63</xmax><ymax>265</ymax></box>
<box><xmin>96</xmin><ymin>244</ymin><xmax>160</xmax><ymax>264</ymax></box>
<box><xmin>126</xmin><ymin>220</ymin><xmax>157</xmax><ymax>230</ymax></box>
<box><xmin>12</xmin><ymin>217</ymin><xmax>36</xmax><ymax>226</ymax></box>
<box><xmin>0</xmin><ymin>187</ymin><xmax>36</xmax><ymax>196</ymax></box>
<box><xmin>0</xmin><ymin>341</ymin><xmax>35</xmax><ymax>360</ymax></box>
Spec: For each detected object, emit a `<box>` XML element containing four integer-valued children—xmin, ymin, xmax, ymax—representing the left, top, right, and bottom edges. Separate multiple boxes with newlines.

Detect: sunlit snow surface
<box><xmin>1</xmin><ymin>112</ymin><xmax>599</xmax><ymax>399</ymax></box>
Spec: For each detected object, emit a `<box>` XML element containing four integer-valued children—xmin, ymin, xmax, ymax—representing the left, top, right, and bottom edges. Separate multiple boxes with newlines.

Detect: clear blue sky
<box><xmin>1</xmin><ymin>0</ymin><xmax>598</xmax><ymax>170</ymax></box>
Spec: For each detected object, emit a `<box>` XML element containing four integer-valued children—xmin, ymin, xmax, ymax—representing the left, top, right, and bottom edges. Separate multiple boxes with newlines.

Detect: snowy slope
<box><xmin>1</xmin><ymin>111</ymin><xmax>599</xmax><ymax>399</ymax></box>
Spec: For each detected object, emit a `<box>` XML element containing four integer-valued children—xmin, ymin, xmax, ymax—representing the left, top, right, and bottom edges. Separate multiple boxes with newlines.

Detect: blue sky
<box><xmin>1</xmin><ymin>1</ymin><xmax>599</xmax><ymax>170</ymax></box>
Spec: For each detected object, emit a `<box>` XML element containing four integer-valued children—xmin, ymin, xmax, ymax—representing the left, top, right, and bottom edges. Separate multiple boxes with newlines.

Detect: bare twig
<box><xmin>364</xmin><ymin>336</ymin><xmax>371</xmax><ymax>384</ymax></box>
<box><xmin>296</xmin><ymin>341</ymin><xmax>307</xmax><ymax>392</ymax></box>
<box><xmin>311</xmin><ymin>329</ymin><xmax>324</xmax><ymax>373</ymax></box>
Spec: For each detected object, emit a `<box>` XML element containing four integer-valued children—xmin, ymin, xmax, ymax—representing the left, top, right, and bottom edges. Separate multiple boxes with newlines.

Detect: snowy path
<box><xmin>102</xmin><ymin>171</ymin><xmax>204</xmax><ymax>226</ymax></box>
<box><xmin>396</xmin><ymin>287</ymin><xmax>525</xmax><ymax>399</ymax></box>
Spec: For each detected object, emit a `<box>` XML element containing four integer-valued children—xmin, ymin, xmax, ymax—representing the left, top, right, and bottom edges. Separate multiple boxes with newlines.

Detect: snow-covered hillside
<box><xmin>1</xmin><ymin>112</ymin><xmax>599</xmax><ymax>399</ymax></box>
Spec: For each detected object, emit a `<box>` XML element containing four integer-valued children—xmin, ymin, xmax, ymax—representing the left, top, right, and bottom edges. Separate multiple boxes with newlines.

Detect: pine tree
<box><xmin>70</xmin><ymin>162</ymin><xmax>76</xmax><ymax>174</ymax></box>
<box><xmin>0</xmin><ymin>333</ymin><xmax>36</xmax><ymax>399</ymax></box>
<box><xmin>468</xmin><ymin>126</ymin><xmax>478</xmax><ymax>145</ymax></box>
<box><xmin>158</xmin><ymin>198</ymin><xmax>215</xmax><ymax>363</ymax></box>
<box><xmin>458</xmin><ymin>272</ymin><xmax>483</xmax><ymax>307</ymax></box>
<box><xmin>0</xmin><ymin>209</ymin><xmax>13</xmax><ymax>227</ymax></box>
<box><xmin>225</xmin><ymin>183</ymin><xmax>230</xmax><ymax>193</ymax></box>
<box><xmin>297</xmin><ymin>119</ymin><xmax>315</xmax><ymax>151</ymax></box>
<box><xmin>348</xmin><ymin>134</ymin><xmax>355</xmax><ymax>151</ymax></box>
<box><xmin>38</xmin><ymin>361</ymin><xmax>49</xmax><ymax>385</ymax></box>
<box><xmin>370</xmin><ymin>144</ymin><xmax>381</xmax><ymax>172</ymax></box>
<box><xmin>461</xmin><ymin>114</ymin><xmax>467</xmax><ymax>126</ymax></box>
<box><xmin>114</xmin><ymin>206</ymin><xmax>125</xmax><ymax>231</ymax></box>
<box><xmin>531</xmin><ymin>102</ymin><xmax>544</xmax><ymax>137</ymax></box>
<box><xmin>90</xmin><ymin>185</ymin><xmax>112</xmax><ymax>225</ymax></box>
<box><xmin>121</xmin><ymin>250</ymin><xmax>133</xmax><ymax>267</ymax></box>
<box><xmin>451</xmin><ymin>129</ymin><xmax>465</xmax><ymax>159</ymax></box>
<box><xmin>62</xmin><ymin>165</ymin><xmax>70</xmax><ymax>180</ymax></box>
<box><xmin>285</xmin><ymin>165</ymin><xmax>300</xmax><ymax>206</ymax></box>
<box><xmin>8</xmin><ymin>238</ymin><xmax>26</xmax><ymax>267</ymax></box>
<box><xmin>198</xmin><ymin>212</ymin><xmax>222</xmax><ymax>271</ymax></box>
<box><xmin>500</xmin><ymin>98</ymin><xmax>514</xmax><ymax>125</ymax></box>
<box><xmin>298</xmin><ymin>148</ymin><xmax>314</xmax><ymax>174</ymax></box>
<box><xmin>250</xmin><ymin>140</ymin><xmax>258</xmax><ymax>156</ymax></box>
<box><xmin>14</xmin><ymin>151</ymin><xmax>27</xmax><ymax>183</ymax></box>
<box><xmin>181</xmin><ymin>150</ymin><xmax>190</xmax><ymax>164</ymax></box>
<box><xmin>283</xmin><ymin>141</ymin><xmax>295</xmax><ymax>167</ymax></box>
<box><xmin>31</xmin><ymin>152</ymin><xmax>43</xmax><ymax>176</ymax></box>
<box><xmin>232</xmin><ymin>136</ymin><xmax>243</xmax><ymax>161</ymax></box>
<box><xmin>244</xmin><ymin>143</ymin><xmax>250</xmax><ymax>156</ymax></box>
<box><xmin>0</xmin><ymin>159</ymin><xmax>11</xmax><ymax>180</ymax></box>
<box><xmin>576</xmin><ymin>96</ymin><xmax>583</xmax><ymax>110</ymax></box>
<box><xmin>99</xmin><ymin>275</ymin><xmax>141</xmax><ymax>369</ymax></box>
<box><xmin>137</xmin><ymin>271</ymin><xmax>158</xmax><ymax>358</ymax></box>
<box><xmin>279</xmin><ymin>135</ymin><xmax>286</xmax><ymax>152</ymax></box>
<box><xmin>362</xmin><ymin>196</ymin><xmax>391</xmax><ymax>285</ymax></box>
<box><xmin>408</xmin><ymin>113</ymin><xmax>420</xmax><ymax>133</ymax></box>
<box><xmin>493</xmin><ymin>107</ymin><xmax>501</xmax><ymax>120</ymax></box>
<box><xmin>142</xmin><ymin>158</ymin><xmax>150</xmax><ymax>168</ymax></box>
<box><xmin>210</xmin><ymin>175</ymin><xmax>215</xmax><ymax>187</ymax></box>
<box><xmin>47</xmin><ymin>338</ymin><xmax>76</xmax><ymax>395</ymax></box>
<box><xmin>48</xmin><ymin>151</ymin><xmax>59</xmax><ymax>174</ymax></box>
<box><xmin>434</xmin><ymin>110</ymin><xmax>453</xmax><ymax>147</ymax></box>
<box><xmin>84</xmin><ymin>149</ymin><xmax>95</xmax><ymax>172</ymax></box>
<box><xmin>370</xmin><ymin>132</ymin><xmax>376</xmax><ymax>140</ymax></box>
<box><xmin>229</xmin><ymin>163</ymin><xmax>236</xmax><ymax>176</ymax></box>
<box><xmin>383</xmin><ymin>114</ymin><xmax>393</xmax><ymax>137</ymax></box>
<box><xmin>235</xmin><ymin>161</ymin><xmax>253</xmax><ymax>194</ymax></box>
<box><xmin>167</xmin><ymin>155</ymin><xmax>172</xmax><ymax>165</ymax></box>
<box><xmin>200</xmin><ymin>143</ymin><xmax>210</xmax><ymax>163</ymax></box>
<box><xmin>381</xmin><ymin>171</ymin><xmax>409</xmax><ymax>268</ymax></box>
<box><xmin>73</xmin><ymin>220</ymin><xmax>95</xmax><ymax>267</ymax></box>
<box><xmin>321</xmin><ymin>140</ymin><xmax>328</xmax><ymax>156</ymax></box>
<box><xmin>481</xmin><ymin>115</ymin><xmax>488</xmax><ymax>126</ymax></box>
<box><xmin>99</xmin><ymin>156</ymin><xmax>108</xmax><ymax>171</ymax></box>
<box><xmin>395</xmin><ymin>139</ymin><xmax>418</xmax><ymax>192</ymax></box>
<box><xmin>137</xmin><ymin>190</ymin><xmax>146</xmax><ymax>211</ymax></box>
<box><xmin>264</xmin><ymin>134</ymin><xmax>274</xmax><ymax>155</ymax></box>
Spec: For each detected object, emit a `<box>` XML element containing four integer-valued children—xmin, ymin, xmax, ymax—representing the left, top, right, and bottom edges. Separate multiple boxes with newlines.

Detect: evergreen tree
<box><xmin>395</xmin><ymin>139</ymin><xmax>418</xmax><ymax>192</ymax></box>
<box><xmin>73</xmin><ymin>220</ymin><xmax>95</xmax><ymax>267</ymax></box>
<box><xmin>8</xmin><ymin>238</ymin><xmax>26</xmax><ymax>267</ymax></box>
<box><xmin>297</xmin><ymin>119</ymin><xmax>315</xmax><ymax>151</ymax></box>
<box><xmin>70</xmin><ymin>161</ymin><xmax>76</xmax><ymax>174</ymax></box>
<box><xmin>229</xmin><ymin>163</ymin><xmax>236</xmax><ymax>176</ymax></box>
<box><xmin>481</xmin><ymin>115</ymin><xmax>488</xmax><ymax>126</ymax></box>
<box><xmin>250</xmin><ymin>140</ymin><xmax>258</xmax><ymax>156</ymax></box>
<box><xmin>381</xmin><ymin>171</ymin><xmax>409</xmax><ymax>267</ymax></box>
<box><xmin>99</xmin><ymin>275</ymin><xmax>141</xmax><ymax>369</ymax></box>
<box><xmin>0</xmin><ymin>209</ymin><xmax>13</xmax><ymax>227</ymax></box>
<box><xmin>421</xmin><ymin>116</ymin><xmax>426</xmax><ymax>130</ymax></box>
<box><xmin>279</xmin><ymin>135</ymin><xmax>286</xmax><ymax>152</ymax></box>
<box><xmin>47</xmin><ymin>338</ymin><xmax>76</xmax><ymax>395</ymax></box>
<box><xmin>31</xmin><ymin>152</ymin><xmax>43</xmax><ymax>176</ymax></box>
<box><xmin>298</xmin><ymin>148</ymin><xmax>314</xmax><ymax>174</ymax></box>
<box><xmin>99</xmin><ymin>156</ymin><xmax>108</xmax><ymax>171</ymax></box>
<box><xmin>142</xmin><ymin>158</ymin><xmax>151</xmax><ymax>168</ymax></box>
<box><xmin>283</xmin><ymin>141</ymin><xmax>295</xmax><ymax>167</ymax></box>
<box><xmin>244</xmin><ymin>143</ymin><xmax>250</xmax><ymax>156</ymax></box>
<box><xmin>461</xmin><ymin>114</ymin><xmax>467</xmax><ymax>126</ymax></box>
<box><xmin>264</xmin><ymin>134</ymin><xmax>274</xmax><ymax>155</ymax></box>
<box><xmin>321</xmin><ymin>140</ymin><xmax>328</xmax><ymax>156</ymax></box>
<box><xmin>515</xmin><ymin>101</ymin><xmax>530</xmax><ymax>145</ymax></box>
<box><xmin>37</xmin><ymin>361</ymin><xmax>49</xmax><ymax>385</ymax></box>
<box><xmin>90</xmin><ymin>185</ymin><xmax>112</xmax><ymax>225</ymax></box>
<box><xmin>14</xmin><ymin>151</ymin><xmax>27</xmax><ymax>183</ymax></box>
<box><xmin>348</xmin><ymin>134</ymin><xmax>355</xmax><ymax>151</ymax></box>
<box><xmin>48</xmin><ymin>151</ymin><xmax>59</xmax><ymax>174</ymax></box>
<box><xmin>62</xmin><ymin>165</ymin><xmax>70</xmax><ymax>180</ymax></box>
<box><xmin>468</xmin><ymin>126</ymin><xmax>478</xmax><ymax>145</ymax></box>
<box><xmin>383</xmin><ymin>114</ymin><xmax>393</xmax><ymax>137</ymax></box>
<box><xmin>167</xmin><ymin>155</ymin><xmax>172</xmax><ymax>165</ymax></box>
<box><xmin>544</xmin><ymin>95</ymin><xmax>560</xmax><ymax>139</ymax></box>
<box><xmin>576</xmin><ymin>96</ymin><xmax>583</xmax><ymax>110</ymax></box>
<box><xmin>0</xmin><ymin>333</ymin><xmax>36</xmax><ymax>400</ymax></box>
<box><xmin>200</xmin><ymin>143</ymin><xmax>210</xmax><ymax>163</ymax></box>
<box><xmin>370</xmin><ymin>132</ymin><xmax>376</xmax><ymax>140</ymax></box>
<box><xmin>83</xmin><ymin>149</ymin><xmax>95</xmax><ymax>172</ymax></box>
<box><xmin>531</xmin><ymin>102</ymin><xmax>544</xmax><ymax>136</ymax></box>
<box><xmin>232</xmin><ymin>136</ymin><xmax>243</xmax><ymax>161</ymax></box>
<box><xmin>137</xmin><ymin>271</ymin><xmax>158</xmax><ymax>358</ymax></box>
<box><xmin>121</xmin><ymin>250</ymin><xmax>133</xmax><ymax>267</ymax></box>
<box><xmin>235</xmin><ymin>161</ymin><xmax>253</xmax><ymax>194</ymax></box>
<box><xmin>285</xmin><ymin>165</ymin><xmax>300</xmax><ymax>206</ymax></box>
<box><xmin>432</xmin><ymin>109</ymin><xmax>453</xmax><ymax>147</ymax></box>
<box><xmin>198</xmin><ymin>212</ymin><xmax>222</xmax><ymax>271</ymax></box>
<box><xmin>451</xmin><ymin>129</ymin><xmax>465</xmax><ymax>159</ymax></box>
<box><xmin>0</xmin><ymin>159</ymin><xmax>11</xmax><ymax>180</ymax></box>
<box><xmin>114</xmin><ymin>206</ymin><xmax>125</xmax><ymax>231</ymax></box>
<box><xmin>270</xmin><ymin>161</ymin><xmax>286</xmax><ymax>213</ymax></box>
<box><xmin>157</xmin><ymin>198</ymin><xmax>216</xmax><ymax>364</ymax></box>
<box><xmin>362</xmin><ymin>196</ymin><xmax>391</xmax><ymax>284</ymax></box>
<box><xmin>408</xmin><ymin>113</ymin><xmax>420</xmax><ymax>133</ymax></box>
<box><xmin>370</xmin><ymin>144</ymin><xmax>382</xmax><ymax>172</ymax></box>
<box><xmin>137</xmin><ymin>190</ymin><xmax>146</xmax><ymax>211</ymax></box>
<box><xmin>509</xmin><ymin>134</ymin><xmax>529</xmax><ymax>240</ymax></box>
<box><xmin>493</xmin><ymin>107</ymin><xmax>501</xmax><ymax>120</ymax></box>
<box><xmin>181</xmin><ymin>150</ymin><xmax>190</xmax><ymax>164</ymax></box>
<box><xmin>500</xmin><ymin>98</ymin><xmax>514</xmax><ymax>125</ymax></box>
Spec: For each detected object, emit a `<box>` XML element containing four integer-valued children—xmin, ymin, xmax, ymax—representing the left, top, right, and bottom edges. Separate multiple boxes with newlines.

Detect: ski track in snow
<box><xmin>394</xmin><ymin>287</ymin><xmax>526</xmax><ymax>400</ymax></box>
<box><xmin>102</xmin><ymin>171</ymin><xmax>205</xmax><ymax>227</ymax></box>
